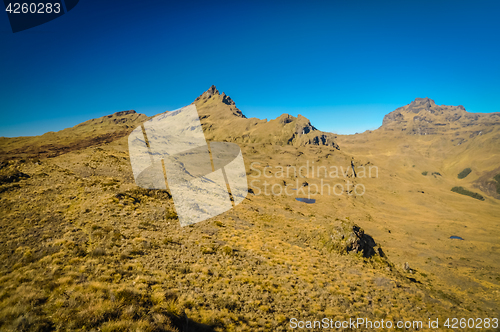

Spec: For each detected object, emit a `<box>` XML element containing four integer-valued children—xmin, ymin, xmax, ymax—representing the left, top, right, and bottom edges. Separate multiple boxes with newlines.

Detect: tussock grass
<box><xmin>0</xmin><ymin>128</ymin><xmax>495</xmax><ymax>331</ymax></box>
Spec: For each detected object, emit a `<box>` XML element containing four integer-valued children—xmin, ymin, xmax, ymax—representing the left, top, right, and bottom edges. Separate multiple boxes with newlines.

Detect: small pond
<box><xmin>295</xmin><ymin>197</ymin><xmax>316</xmax><ymax>204</ymax></box>
<box><xmin>449</xmin><ymin>236</ymin><xmax>464</xmax><ymax>240</ymax></box>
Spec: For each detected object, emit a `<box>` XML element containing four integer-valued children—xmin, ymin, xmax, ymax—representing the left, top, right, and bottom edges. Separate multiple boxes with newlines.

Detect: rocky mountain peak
<box><xmin>381</xmin><ymin>98</ymin><xmax>500</xmax><ymax>137</ymax></box>
<box><xmin>194</xmin><ymin>85</ymin><xmax>244</xmax><ymax>118</ymax></box>
<box><xmin>411</xmin><ymin>97</ymin><xmax>435</xmax><ymax>106</ymax></box>
<box><xmin>195</xmin><ymin>85</ymin><xmax>236</xmax><ymax>106</ymax></box>
<box><xmin>113</xmin><ymin>110</ymin><xmax>137</xmax><ymax>117</ymax></box>
<box><xmin>408</xmin><ymin>97</ymin><xmax>436</xmax><ymax>113</ymax></box>
<box><xmin>195</xmin><ymin>85</ymin><xmax>220</xmax><ymax>102</ymax></box>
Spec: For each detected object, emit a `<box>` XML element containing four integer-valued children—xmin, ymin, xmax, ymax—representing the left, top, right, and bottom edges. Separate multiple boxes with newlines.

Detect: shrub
<box><xmin>494</xmin><ymin>174</ymin><xmax>500</xmax><ymax>194</ymax></box>
<box><xmin>494</xmin><ymin>174</ymin><xmax>500</xmax><ymax>183</ymax></box>
<box><xmin>221</xmin><ymin>245</ymin><xmax>233</xmax><ymax>256</ymax></box>
<box><xmin>451</xmin><ymin>186</ymin><xmax>484</xmax><ymax>201</ymax></box>
<box><xmin>458</xmin><ymin>168</ymin><xmax>472</xmax><ymax>179</ymax></box>
<box><xmin>421</xmin><ymin>171</ymin><xmax>428</xmax><ymax>176</ymax></box>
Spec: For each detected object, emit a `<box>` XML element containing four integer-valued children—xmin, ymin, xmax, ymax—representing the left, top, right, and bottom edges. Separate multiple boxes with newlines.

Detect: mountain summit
<box><xmin>194</xmin><ymin>85</ymin><xmax>244</xmax><ymax>118</ymax></box>
<box><xmin>193</xmin><ymin>85</ymin><xmax>339</xmax><ymax>149</ymax></box>
<box><xmin>382</xmin><ymin>97</ymin><xmax>500</xmax><ymax>137</ymax></box>
<box><xmin>194</xmin><ymin>85</ymin><xmax>236</xmax><ymax>107</ymax></box>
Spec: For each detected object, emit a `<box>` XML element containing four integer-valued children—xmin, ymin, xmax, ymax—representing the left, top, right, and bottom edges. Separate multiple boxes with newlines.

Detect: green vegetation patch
<box><xmin>457</xmin><ymin>168</ymin><xmax>472</xmax><ymax>179</ymax></box>
<box><xmin>451</xmin><ymin>186</ymin><xmax>484</xmax><ymax>201</ymax></box>
<box><xmin>494</xmin><ymin>174</ymin><xmax>500</xmax><ymax>194</ymax></box>
<box><xmin>421</xmin><ymin>171</ymin><xmax>428</xmax><ymax>176</ymax></box>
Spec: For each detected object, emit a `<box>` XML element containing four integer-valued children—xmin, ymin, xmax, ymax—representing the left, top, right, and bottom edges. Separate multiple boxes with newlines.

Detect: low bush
<box><xmin>458</xmin><ymin>168</ymin><xmax>472</xmax><ymax>179</ymax></box>
<box><xmin>494</xmin><ymin>174</ymin><xmax>500</xmax><ymax>194</ymax></box>
<box><xmin>451</xmin><ymin>186</ymin><xmax>484</xmax><ymax>201</ymax></box>
<box><xmin>494</xmin><ymin>174</ymin><xmax>500</xmax><ymax>183</ymax></box>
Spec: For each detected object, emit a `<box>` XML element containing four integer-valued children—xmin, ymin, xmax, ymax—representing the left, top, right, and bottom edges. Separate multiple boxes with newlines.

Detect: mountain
<box><xmin>340</xmin><ymin>97</ymin><xmax>500</xmax><ymax>197</ymax></box>
<box><xmin>0</xmin><ymin>90</ymin><xmax>499</xmax><ymax>331</ymax></box>
<box><xmin>382</xmin><ymin>97</ymin><xmax>500</xmax><ymax>140</ymax></box>
<box><xmin>194</xmin><ymin>85</ymin><xmax>339</xmax><ymax>149</ymax></box>
<box><xmin>0</xmin><ymin>86</ymin><xmax>338</xmax><ymax>162</ymax></box>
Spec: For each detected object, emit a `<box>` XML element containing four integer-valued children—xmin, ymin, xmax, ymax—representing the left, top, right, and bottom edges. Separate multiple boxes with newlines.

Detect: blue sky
<box><xmin>1</xmin><ymin>0</ymin><xmax>499</xmax><ymax>136</ymax></box>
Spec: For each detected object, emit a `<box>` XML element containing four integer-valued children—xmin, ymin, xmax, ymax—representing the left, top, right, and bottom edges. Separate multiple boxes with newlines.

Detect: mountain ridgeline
<box><xmin>193</xmin><ymin>85</ymin><xmax>339</xmax><ymax>149</ymax></box>
<box><xmin>0</xmin><ymin>86</ymin><xmax>338</xmax><ymax>161</ymax></box>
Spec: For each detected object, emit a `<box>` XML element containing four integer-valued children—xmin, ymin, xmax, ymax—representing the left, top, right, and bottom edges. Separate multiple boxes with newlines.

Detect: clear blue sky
<box><xmin>1</xmin><ymin>0</ymin><xmax>499</xmax><ymax>137</ymax></box>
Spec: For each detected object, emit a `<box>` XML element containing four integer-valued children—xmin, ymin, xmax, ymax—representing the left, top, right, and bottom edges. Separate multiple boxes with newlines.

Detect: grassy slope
<box><xmin>336</xmin><ymin>118</ymin><xmax>500</xmax><ymax>317</ymax></box>
<box><xmin>0</xmin><ymin>95</ymin><xmax>499</xmax><ymax>330</ymax></box>
<box><xmin>0</xmin><ymin>139</ymin><xmax>478</xmax><ymax>331</ymax></box>
<box><xmin>0</xmin><ymin>111</ymin><xmax>148</xmax><ymax>161</ymax></box>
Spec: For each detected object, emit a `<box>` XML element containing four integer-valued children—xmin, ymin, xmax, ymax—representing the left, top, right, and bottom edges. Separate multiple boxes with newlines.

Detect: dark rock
<box><xmin>221</xmin><ymin>92</ymin><xmax>235</xmax><ymax>106</ymax></box>
<box><xmin>113</xmin><ymin>110</ymin><xmax>136</xmax><ymax>117</ymax></box>
<box><xmin>382</xmin><ymin>111</ymin><xmax>404</xmax><ymax>125</ymax></box>
<box><xmin>329</xmin><ymin>223</ymin><xmax>381</xmax><ymax>258</ymax></box>
<box><xmin>0</xmin><ymin>171</ymin><xmax>30</xmax><ymax>184</ymax></box>
<box><xmin>195</xmin><ymin>85</ymin><xmax>220</xmax><ymax>101</ymax></box>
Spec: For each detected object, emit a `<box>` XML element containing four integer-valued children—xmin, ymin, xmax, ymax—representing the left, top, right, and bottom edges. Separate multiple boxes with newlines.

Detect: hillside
<box><xmin>0</xmin><ymin>110</ymin><xmax>148</xmax><ymax>161</ymax></box>
<box><xmin>0</xmin><ymin>91</ymin><xmax>499</xmax><ymax>331</ymax></box>
<box><xmin>340</xmin><ymin>97</ymin><xmax>500</xmax><ymax>197</ymax></box>
<box><xmin>336</xmin><ymin>98</ymin><xmax>500</xmax><ymax>323</ymax></box>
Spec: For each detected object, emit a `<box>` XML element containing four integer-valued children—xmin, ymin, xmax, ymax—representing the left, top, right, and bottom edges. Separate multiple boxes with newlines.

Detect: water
<box><xmin>449</xmin><ymin>236</ymin><xmax>464</xmax><ymax>240</ymax></box>
<box><xmin>295</xmin><ymin>197</ymin><xmax>316</xmax><ymax>204</ymax></box>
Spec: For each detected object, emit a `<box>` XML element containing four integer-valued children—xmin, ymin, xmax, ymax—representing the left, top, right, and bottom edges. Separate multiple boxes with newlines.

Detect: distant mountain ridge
<box><xmin>3</xmin><ymin>90</ymin><xmax>499</xmax><ymax>161</ymax></box>
<box><xmin>382</xmin><ymin>97</ymin><xmax>500</xmax><ymax>138</ymax></box>
<box><xmin>0</xmin><ymin>110</ymin><xmax>147</xmax><ymax>160</ymax></box>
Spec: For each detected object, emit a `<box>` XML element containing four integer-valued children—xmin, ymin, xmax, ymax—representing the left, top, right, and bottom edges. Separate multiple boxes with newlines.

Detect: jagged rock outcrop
<box><xmin>113</xmin><ymin>110</ymin><xmax>137</xmax><ymax>117</ymax></box>
<box><xmin>327</xmin><ymin>221</ymin><xmax>383</xmax><ymax>258</ymax></box>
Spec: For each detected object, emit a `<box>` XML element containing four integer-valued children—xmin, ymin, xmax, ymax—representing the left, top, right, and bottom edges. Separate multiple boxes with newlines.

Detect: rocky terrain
<box><xmin>382</xmin><ymin>97</ymin><xmax>500</xmax><ymax>140</ymax></box>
